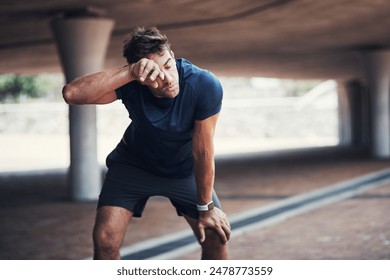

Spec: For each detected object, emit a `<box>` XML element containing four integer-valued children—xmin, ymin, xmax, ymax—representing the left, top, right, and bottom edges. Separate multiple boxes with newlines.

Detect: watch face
<box><xmin>208</xmin><ymin>202</ymin><xmax>215</xmax><ymax>210</ymax></box>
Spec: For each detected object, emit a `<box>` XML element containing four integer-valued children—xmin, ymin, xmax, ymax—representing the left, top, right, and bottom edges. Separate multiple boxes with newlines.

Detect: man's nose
<box><xmin>163</xmin><ymin>71</ymin><xmax>174</xmax><ymax>85</ymax></box>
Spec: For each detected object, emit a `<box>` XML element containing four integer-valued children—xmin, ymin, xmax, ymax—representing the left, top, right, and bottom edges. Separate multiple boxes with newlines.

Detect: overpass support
<box><xmin>51</xmin><ymin>16</ymin><xmax>114</xmax><ymax>200</ymax></box>
<box><xmin>362</xmin><ymin>51</ymin><xmax>390</xmax><ymax>158</ymax></box>
<box><xmin>338</xmin><ymin>79</ymin><xmax>370</xmax><ymax>149</ymax></box>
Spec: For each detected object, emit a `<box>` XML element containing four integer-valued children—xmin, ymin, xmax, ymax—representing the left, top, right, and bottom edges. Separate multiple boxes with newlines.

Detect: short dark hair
<box><xmin>123</xmin><ymin>26</ymin><xmax>171</xmax><ymax>64</ymax></box>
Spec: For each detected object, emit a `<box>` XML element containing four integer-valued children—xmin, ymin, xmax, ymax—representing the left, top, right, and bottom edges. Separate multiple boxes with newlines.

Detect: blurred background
<box><xmin>0</xmin><ymin>74</ymin><xmax>338</xmax><ymax>171</ymax></box>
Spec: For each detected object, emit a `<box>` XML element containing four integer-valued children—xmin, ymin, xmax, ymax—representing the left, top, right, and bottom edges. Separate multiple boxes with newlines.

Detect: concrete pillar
<box><xmin>362</xmin><ymin>51</ymin><xmax>390</xmax><ymax>158</ymax></box>
<box><xmin>338</xmin><ymin>79</ymin><xmax>370</xmax><ymax>148</ymax></box>
<box><xmin>51</xmin><ymin>17</ymin><xmax>114</xmax><ymax>200</ymax></box>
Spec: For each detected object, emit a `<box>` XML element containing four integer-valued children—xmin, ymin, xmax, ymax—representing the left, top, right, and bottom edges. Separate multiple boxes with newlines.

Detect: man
<box><xmin>62</xmin><ymin>26</ymin><xmax>230</xmax><ymax>260</ymax></box>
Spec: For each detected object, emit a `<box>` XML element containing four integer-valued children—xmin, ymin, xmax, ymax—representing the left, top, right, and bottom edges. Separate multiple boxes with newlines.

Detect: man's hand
<box><xmin>198</xmin><ymin>207</ymin><xmax>231</xmax><ymax>244</ymax></box>
<box><xmin>130</xmin><ymin>58</ymin><xmax>165</xmax><ymax>88</ymax></box>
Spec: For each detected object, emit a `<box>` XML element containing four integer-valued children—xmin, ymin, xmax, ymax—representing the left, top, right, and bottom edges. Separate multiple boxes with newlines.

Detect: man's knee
<box><xmin>92</xmin><ymin>206</ymin><xmax>132</xmax><ymax>259</ymax></box>
<box><xmin>200</xmin><ymin>229</ymin><xmax>229</xmax><ymax>260</ymax></box>
<box><xmin>93</xmin><ymin>227</ymin><xmax>120</xmax><ymax>248</ymax></box>
<box><xmin>93</xmin><ymin>227</ymin><xmax>122</xmax><ymax>259</ymax></box>
<box><xmin>201</xmin><ymin>229</ymin><xmax>227</xmax><ymax>250</ymax></box>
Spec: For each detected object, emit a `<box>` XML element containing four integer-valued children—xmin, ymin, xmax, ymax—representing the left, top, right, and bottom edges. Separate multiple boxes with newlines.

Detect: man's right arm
<box><xmin>63</xmin><ymin>58</ymin><xmax>167</xmax><ymax>105</ymax></box>
<box><xmin>62</xmin><ymin>65</ymin><xmax>135</xmax><ymax>105</ymax></box>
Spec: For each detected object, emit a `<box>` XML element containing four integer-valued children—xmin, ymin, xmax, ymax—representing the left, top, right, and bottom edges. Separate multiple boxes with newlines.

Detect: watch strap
<box><xmin>197</xmin><ymin>201</ymin><xmax>215</xmax><ymax>211</ymax></box>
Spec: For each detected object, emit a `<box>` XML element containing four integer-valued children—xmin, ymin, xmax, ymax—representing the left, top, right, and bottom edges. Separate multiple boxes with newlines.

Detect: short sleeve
<box><xmin>194</xmin><ymin>71</ymin><xmax>223</xmax><ymax>120</ymax></box>
<box><xmin>115</xmin><ymin>85</ymin><xmax>124</xmax><ymax>100</ymax></box>
<box><xmin>115</xmin><ymin>82</ymin><xmax>137</xmax><ymax>102</ymax></box>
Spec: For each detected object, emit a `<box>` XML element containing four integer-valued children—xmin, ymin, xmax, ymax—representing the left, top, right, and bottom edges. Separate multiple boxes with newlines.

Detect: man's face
<box><xmin>146</xmin><ymin>49</ymin><xmax>179</xmax><ymax>99</ymax></box>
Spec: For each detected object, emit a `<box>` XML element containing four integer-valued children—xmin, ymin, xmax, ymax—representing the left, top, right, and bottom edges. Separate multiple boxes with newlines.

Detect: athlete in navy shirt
<box><xmin>62</xmin><ymin>27</ymin><xmax>230</xmax><ymax>259</ymax></box>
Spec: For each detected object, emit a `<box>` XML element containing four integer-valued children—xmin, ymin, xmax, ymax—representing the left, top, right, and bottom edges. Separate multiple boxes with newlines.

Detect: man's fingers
<box><xmin>198</xmin><ymin>225</ymin><xmax>206</xmax><ymax>243</ymax></box>
<box><xmin>147</xmin><ymin>65</ymin><xmax>163</xmax><ymax>82</ymax></box>
<box><xmin>158</xmin><ymin>71</ymin><xmax>165</xmax><ymax>80</ymax></box>
<box><xmin>137</xmin><ymin>59</ymin><xmax>148</xmax><ymax>81</ymax></box>
<box><xmin>139</xmin><ymin>60</ymin><xmax>162</xmax><ymax>83</ymax></box>
<box><xmin>137</xmin><ymin>59</ymin><xmax>152</xmax><ymax>82</ymax></box>
<box><xmin>134</xmin><ymin>59</ymin><xmax>165</xmax><ymax>86</ymax></box>
<box><xmin>222</xmin><ymin>223</ymin><xmax>231</xmax><ymax>242</ymax></box>
<box><xmin>215</xmin><ymin>227</ymin><xmax>228</xmax><ymax>244</ymax></box>
<box><xmin>150</xmin><ymin>80</ymin><xmax>159</xmax><ymax>89</ymax></box>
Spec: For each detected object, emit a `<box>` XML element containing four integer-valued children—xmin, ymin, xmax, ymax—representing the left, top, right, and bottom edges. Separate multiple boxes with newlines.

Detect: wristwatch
<box><xmin>197</xmin><ymin>201</ymin><xmax>215</xmax><ymax>211</ymax></box>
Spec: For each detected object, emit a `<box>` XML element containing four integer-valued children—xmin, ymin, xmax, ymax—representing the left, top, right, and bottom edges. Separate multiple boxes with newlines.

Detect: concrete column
<box><xmin>51</xmin><ymin>17</ymin><xmax>114</xmax><ymax>200</ymax></box>
<box><xmin>338</xmin><ymin>79</ymin><xmax>370</xmax><ymax>148</ymax></box>
<box><xmin>362</xmin><ymin>51</ymin><xmax>390</xmax><ymax>158</ymax></box>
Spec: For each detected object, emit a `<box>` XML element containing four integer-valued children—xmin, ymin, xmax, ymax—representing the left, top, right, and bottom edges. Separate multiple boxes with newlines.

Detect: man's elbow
<box><xmin>62</xmin><ymin>84</ymin><xmax>78</xmax><ymax>104</ymax></box>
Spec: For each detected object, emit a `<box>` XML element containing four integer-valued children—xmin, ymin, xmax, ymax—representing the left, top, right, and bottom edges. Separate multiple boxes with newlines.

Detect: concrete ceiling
<box><xmin>1</xmin><ymin>0</ymin><xmax>390</xmax><ymax>79</ymax></box>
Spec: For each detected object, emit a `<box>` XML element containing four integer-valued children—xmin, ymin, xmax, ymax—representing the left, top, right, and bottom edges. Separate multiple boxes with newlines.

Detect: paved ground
<box><xmin>179</xmin><ymin>183</ymin><xmax>390</xmax><ymax>260</ymax></box>
<box><xmin>0</xmin><ymin>147</ymin><xmax>389</xmax><ymax>260</ymax></box>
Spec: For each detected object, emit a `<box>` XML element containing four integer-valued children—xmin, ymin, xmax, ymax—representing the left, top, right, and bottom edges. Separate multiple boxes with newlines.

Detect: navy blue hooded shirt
<box><xmin>114</xmin><ymin>58</ymin><xmax>223</xmax><ymax>178</ymax></box>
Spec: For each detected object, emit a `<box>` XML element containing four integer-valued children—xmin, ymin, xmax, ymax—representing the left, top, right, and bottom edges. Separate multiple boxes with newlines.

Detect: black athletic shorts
<box><xmin>97</xmin><ymin>143</ymin><xmax>221</xmax><ymax>219</ymax></box>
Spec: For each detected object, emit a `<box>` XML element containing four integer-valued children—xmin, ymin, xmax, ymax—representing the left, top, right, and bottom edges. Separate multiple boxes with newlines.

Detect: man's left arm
<box><xmin>192</xmin><ymin>113</ymin><xmax>231</xmax><ymax>244</ymax></box>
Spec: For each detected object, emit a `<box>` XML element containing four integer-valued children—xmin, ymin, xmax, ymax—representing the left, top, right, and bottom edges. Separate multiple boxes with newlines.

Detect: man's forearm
<box><xmin>62</xmin><ymin>65</ymin><xmax>134</xmax><ymax>105</ymax></box>
<box><xmin>192</xmin><ymin>114</ymin><xmax>220</xmax><ymax>205</ymax></box>
<box><xmin>193</xmin><ymin>153</ymin><xmax>215</xmax><ymax>205</ymax></box>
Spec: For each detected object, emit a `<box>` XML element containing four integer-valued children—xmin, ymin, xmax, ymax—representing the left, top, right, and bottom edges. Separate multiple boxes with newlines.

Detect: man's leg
<box><xmin>92</xmin><ymin>206</ymin><xmax>133</xmax><ymax>259</ymax></box>
<box><xmin>183</xmin><ymin>214</ymin><xmax>229</xmax><ymax>260</ymax></box>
